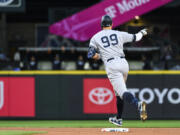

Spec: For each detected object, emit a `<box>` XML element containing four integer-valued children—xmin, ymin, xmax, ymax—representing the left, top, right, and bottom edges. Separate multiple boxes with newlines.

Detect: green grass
<box><xmin>0</xmin><ymin>120</ymin><xmax>180</xmax><ymax>128</ymax></box>
<box><xmin>0</xmin><ymin>130</ymin><xmax>46</xmax><ymax>135</ymax></box>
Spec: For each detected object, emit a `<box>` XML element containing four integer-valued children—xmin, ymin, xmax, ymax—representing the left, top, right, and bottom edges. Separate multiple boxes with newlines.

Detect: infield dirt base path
<box><xmin>1</xmin><ymin>128</ymin><xmax>180</xmax><ymax>135</ymax></box>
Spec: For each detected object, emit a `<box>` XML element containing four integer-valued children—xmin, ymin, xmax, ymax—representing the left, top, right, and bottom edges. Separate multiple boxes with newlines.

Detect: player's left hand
<box><xmin>140</xmin><ymin>29</ymin><xmax>148</xmax><ymax>36</ymax></box>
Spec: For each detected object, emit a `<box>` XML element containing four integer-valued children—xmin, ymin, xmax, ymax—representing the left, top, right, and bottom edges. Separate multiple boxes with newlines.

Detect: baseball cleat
<box><xmin>138</xmin><ymin>101</ymin><xmax>147</xmax><ymax>121</ymax></box>
<box><xmin>109</xmin><ymin>117</ymin><xmax>123</xmax><ymax>126</ymax></box>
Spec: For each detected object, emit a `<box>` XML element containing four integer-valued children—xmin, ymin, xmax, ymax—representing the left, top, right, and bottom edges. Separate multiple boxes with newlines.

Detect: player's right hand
<box><xmin>87</xmin><ymin>47</ymin><xmax>96</xmax><ymax>59</ymax></box>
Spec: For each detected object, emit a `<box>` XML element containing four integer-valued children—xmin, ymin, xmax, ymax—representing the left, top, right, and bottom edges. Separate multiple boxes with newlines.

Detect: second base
<box><xmin>101</xmin><ymin>128</ymin><xmax>129</xmax><ymax>132</ymax></box>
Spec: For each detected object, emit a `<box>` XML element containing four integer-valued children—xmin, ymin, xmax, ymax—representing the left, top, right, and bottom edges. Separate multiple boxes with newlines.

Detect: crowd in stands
<box><xmin>0</xmin><ymin>26</ymin><xmax>180</xmax><ymax>71</ymax></box>
<box><xmin>8</xmin><ymin>52</ymin><xmax>102</xmax><ymax>70</ymax></box>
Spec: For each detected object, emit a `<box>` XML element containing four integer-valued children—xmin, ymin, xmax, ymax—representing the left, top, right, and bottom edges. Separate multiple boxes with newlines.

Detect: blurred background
<box><xmin>0</xmin><ymin>0</ymin><xmax>180</xmax><ymax>120</ymax></box>
<box><xmin>0</xmin><ymin>0</ymin><xmax>180</xmax><ymax>71</ymax></box>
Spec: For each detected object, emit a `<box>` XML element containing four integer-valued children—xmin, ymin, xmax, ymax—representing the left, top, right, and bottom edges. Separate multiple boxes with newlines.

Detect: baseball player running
<box><xmin>87</xmin><ymin>15</ymin><xmax>147</xmax><ymax>126</ymax></box>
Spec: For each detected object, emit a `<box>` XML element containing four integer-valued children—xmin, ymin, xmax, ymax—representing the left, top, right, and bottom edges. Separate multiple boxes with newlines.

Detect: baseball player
<box><xmin>87</xmin><ymin>15</ymin><xmax>147</xmax><ymax>126</ymax></box>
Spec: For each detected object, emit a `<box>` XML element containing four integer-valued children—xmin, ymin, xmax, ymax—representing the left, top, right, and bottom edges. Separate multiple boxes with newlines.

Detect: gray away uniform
<box><xmin>89</xmin><ymin>29</ymin><xmax>134</xmax><ymax>98</ymax></box>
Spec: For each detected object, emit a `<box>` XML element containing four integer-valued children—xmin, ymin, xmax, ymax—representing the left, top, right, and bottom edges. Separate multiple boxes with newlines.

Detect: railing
<box><xmin>19</xmin><ymin>46</ymin><xmax>160</xmax><ymax>52</ymax></box>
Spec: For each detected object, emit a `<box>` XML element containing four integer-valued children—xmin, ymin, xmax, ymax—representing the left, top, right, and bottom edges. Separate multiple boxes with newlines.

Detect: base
<box><xmin>101</xmin><ymin>128</ymin><xmax>129</xmax><ymax>132</ymax></box>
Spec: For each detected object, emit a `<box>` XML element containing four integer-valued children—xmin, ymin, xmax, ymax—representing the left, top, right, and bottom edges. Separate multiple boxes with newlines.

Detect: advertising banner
<box><xmin>34</xmin><ymin>73</ymin><xmax>180</xmax><ymax>119</ymax></box>
<box><xmin>126</xmin><ymin>75</ymin><xmax>180</xmax><ymax>119</ymax></box>
<box><xmin>0</xmin><ymin>77</ymin><xmax>35</xmax><ymax>117</ymax></box>
<box><xmin>82</xmin><ymin>75</ymin><xmax>180</xmax><ymax>119</ymax></box>
<box><xmin>83</xmin><ymin>78</ymin><xmax>117</xmax><ymax>114</ymax></box>
<box><xmin>0</xmin><ymin>78</ymin><xmax>9</xmax><ymax>116</ymax></box>
<box><xmin>1</xmin><ymin>72</ymin><xmax>179</xmax><ymax>119</ymax></box>
<box><xmin>49</xmin><ymin>0</ymin><xmax>172</xmax><ymax>41</ymax></box>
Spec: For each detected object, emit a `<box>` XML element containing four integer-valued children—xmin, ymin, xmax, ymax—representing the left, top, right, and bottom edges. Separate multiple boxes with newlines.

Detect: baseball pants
<box><xmin>105</xmin><ymin>57</ymin><xmax>129</xmax><ymax>99</ymax></box>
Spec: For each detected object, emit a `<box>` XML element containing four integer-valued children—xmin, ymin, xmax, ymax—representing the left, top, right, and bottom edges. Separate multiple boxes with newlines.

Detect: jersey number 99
<box><xmin>101</xmin><ymin>34</ymin><xmax>118</xmax><ymax>48</ymax></box>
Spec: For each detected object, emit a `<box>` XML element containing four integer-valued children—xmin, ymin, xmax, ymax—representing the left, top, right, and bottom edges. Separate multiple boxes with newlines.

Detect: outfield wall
<box><xmin>0</xmin><ymin>71</ymin><xmax>180</xmax><ymax>120</ymax></box>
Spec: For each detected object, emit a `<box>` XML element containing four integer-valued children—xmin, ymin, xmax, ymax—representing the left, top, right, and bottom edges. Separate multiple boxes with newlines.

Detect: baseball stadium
<box><xmin>0</xmin><ymin>0</ymin><xmax>180</xmax><ymax>135</ymax></box>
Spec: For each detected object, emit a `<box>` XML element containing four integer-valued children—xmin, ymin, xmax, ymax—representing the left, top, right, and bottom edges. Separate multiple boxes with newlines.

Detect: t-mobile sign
<box><xmin>50</xmin><ymin>0</ymin><xmax>172</xmax><ymax>41</ymax></box>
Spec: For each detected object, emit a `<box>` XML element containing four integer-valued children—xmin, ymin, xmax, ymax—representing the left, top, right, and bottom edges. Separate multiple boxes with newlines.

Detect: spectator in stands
<box><xmin>0</xmin><ymin>49</ymin><xmax>8</xmax><ymax>61</ymax></box>
<box><xmin>142</xmin><ymin>55</ymin><xmax>152</xmax><ymax>70</ymax></box>
<box><xmin>14</xmin><ymin>51</ymin><xmax>21</xmax><ymax>62</ymax></box>
<box><xmin>61</xmin><ymin>45</ymin><xmax>66</xmax><ymax>53</ymax></box>
<box><xmin>20</xmin><ymin>49</ymin><xmax>31</xmax><ymax>70</ymax></box>
<box><xmin>161</xmin><ymin>43</ymin><xmax>173</xmax><ymax>69</ymax></box>
<box><xmin>29</xmin><ymin>56</ymin><xmax>37</xmax><ymax>70</ymax></box>
<box><xmin>91</xmin><ymin>60</ymin><xmax>100</xmax><ymax>70</ymax></box>
<box><xmin>150</xmin><ymin>26</ymin><xmax>164</xmax><ymax>47</ymax></box>
<box><xmin>41</xmin><ymin>34</ymin><xmax>61</xmax><ymax>47</ymax></box>
<box><xmin>13</xmin><ymin>50</ymin><xmax>21</xmax><ymax>70</ymax></box>
<box><xmin>76</xmin><ymin>55</ymin><xmax>85</xmax><ymax>70</ymax></box>
<box><xmin>52</xmin><ymin>54</ymin><xmax>61</xmax><ymax>70</ymax></box>
<box><xmin>61</xmin><ymin>37</ymin><xmax>74</xmax><ymax>47</ymax></box>
<box><xmin>177</xmin><ymin>40</ymin><xmax>180</xmax><ymax>59</ymax></box>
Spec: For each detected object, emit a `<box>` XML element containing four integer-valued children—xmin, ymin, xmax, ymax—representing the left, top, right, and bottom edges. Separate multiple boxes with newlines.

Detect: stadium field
<box><xmin>0</xmin><ymin>120</ymin><xmax>180</xmax><ymax>128</ymax></box>
<box><xmin>0</xmin><ymin>120</ymin><xmax>180</xmax><ymax>135</ymax></box>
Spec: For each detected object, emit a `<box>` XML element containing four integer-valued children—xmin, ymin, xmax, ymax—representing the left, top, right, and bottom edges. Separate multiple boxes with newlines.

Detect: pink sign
<box><xmin>49</xmin><ymin>0</ymin><xmax>172</xmax><ymax>41</ymax></box>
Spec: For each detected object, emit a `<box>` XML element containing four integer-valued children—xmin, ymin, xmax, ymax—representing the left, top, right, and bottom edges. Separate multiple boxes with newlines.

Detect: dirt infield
<box><xmin>1</xmin><ymin>127</ymin><xmax>180</xmax><ymax>135</ymax></box>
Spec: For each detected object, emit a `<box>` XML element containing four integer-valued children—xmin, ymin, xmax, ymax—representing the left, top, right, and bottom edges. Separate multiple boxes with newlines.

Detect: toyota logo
<box><xmin>0</xmin><ymin>0</ymin><xmax>14</xmax><ymax>6</ymax></box>
<box><xmin>89</xmin><ymin>87</ymin><xmax>113</xmax><ymax>105</ymax></box>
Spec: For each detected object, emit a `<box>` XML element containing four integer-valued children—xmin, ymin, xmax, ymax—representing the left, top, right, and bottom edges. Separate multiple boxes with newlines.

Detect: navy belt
<box><xmin>107</xmin><ymin>56</ymin><xmax>125</xmax><ymax>62</ymax></box>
